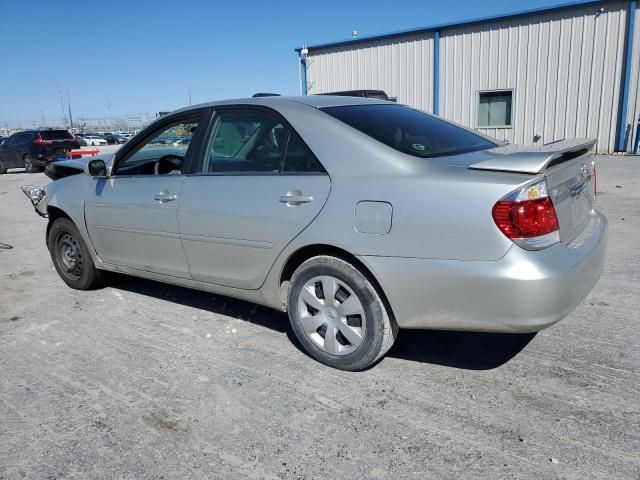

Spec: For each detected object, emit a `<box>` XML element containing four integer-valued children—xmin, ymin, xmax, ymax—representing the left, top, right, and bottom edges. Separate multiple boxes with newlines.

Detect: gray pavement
<box><xmin>0</xmin><ymin>155</ymin><xmax>638</xmax><ymax>479</ymax></box>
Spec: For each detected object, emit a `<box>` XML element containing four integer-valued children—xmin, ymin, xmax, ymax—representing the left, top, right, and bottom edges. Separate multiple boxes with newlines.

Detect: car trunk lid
<box><xmin>36</xmin><ymin>130</ymin><xmax>79</xmax><ymax>157</ymax></box>
<box><xmin>465</xmin><ymin>139</ymin><xmax>596</xmax><ymax>244</ymax></box>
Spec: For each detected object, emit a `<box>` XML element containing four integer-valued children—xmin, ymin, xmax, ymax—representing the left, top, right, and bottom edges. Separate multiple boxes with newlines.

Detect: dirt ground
<box><xmin>0</xmin><ymin>155</ymin><xmax>638</xmax><ymax>479</ymax></box>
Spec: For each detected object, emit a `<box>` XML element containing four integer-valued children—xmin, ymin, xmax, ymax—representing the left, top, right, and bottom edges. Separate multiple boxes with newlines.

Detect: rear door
<box><xmin>13</xmin><ymin>133</ymin><xmax>32</xmax><ymax>166</ymax></box>
<box><xmin>178</xmin><ymin>107</ymin><xmax>330</xmax><ymax>289</ymax></box>
<box><xmin>84</xmin><ymin>111</ymin><xmax>207</xmax><ymax>278</ymax></box>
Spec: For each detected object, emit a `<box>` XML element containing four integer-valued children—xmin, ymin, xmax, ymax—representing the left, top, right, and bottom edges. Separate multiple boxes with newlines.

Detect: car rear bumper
<box><xmin>358</xmin><ymin>209</ymin><xmax>607</xmax><ymax>333</ymax></box>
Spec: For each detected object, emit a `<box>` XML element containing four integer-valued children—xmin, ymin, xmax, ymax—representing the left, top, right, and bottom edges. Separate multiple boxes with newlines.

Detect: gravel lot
<box><xmin>1</xmin><ymin>155</ymin><xmax>638</xmax><ymax>479</ymax></box>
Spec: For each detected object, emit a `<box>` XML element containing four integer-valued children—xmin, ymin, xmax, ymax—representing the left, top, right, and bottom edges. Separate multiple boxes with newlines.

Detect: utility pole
<box><xmin>187</xmin><ymin>86</ymin><xmax>192</xmax><ymax>105</ymax></box>
<box><xmin>106</xmin><ymin>97</ymin><xmax>112</xmax><ymax>129</ymax></box>
<box><xmin>59</xmin><ymin>89</ymin><xmax>68</xmax><ymax>127</ymax></box>
<box><xmin>66</xmin><ymin>89</ymin><xmax>74</xmax><ymax>130</ymax></box>
<box><xmin>40</xmin><ymin>110</ymin><xmax>46</xmax><ymax>128</ymax></box>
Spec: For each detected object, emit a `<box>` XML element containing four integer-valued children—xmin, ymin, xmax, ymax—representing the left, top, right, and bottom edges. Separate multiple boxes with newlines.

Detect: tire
<box><xmin>24</xmin><ymin>154</ymin><xmax>39</xmax><ymax>173</ymax></box>
<box><xmin>287</xmin><ymin>255</ymin><xmax>398</xmax><ymax>371</ymax></box>
<box><xmin>48</xmin><ymin>217</ymin><xmax>105</xmax><ymax>290</ymax></box>
<box><xmin>0</xmin><ymin>160</ymin><xmax>6</xmax><ymax>174</ymax></box>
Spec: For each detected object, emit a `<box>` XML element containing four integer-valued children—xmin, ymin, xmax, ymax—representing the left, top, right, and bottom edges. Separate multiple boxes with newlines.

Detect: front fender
<box><xmin>45</xmin><ymin>175</ymin><xmax>101</xmax><ymax>264</ymax></box>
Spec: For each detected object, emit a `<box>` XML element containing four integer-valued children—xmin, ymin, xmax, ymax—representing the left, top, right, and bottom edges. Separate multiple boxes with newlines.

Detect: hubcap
<box><xmin>298</xmin><ymin>275</ymin><xmax>366</xmax><ymax>356</ymax></box>
<box><xmin>25</xmin><ymin>156</ymin><xmax>32</xmax><ymax>171</ymax></box>
<box><xmin>57</xmin><ymin>233</ymin><xmax>83</xmax><ymax>278</ymax></box>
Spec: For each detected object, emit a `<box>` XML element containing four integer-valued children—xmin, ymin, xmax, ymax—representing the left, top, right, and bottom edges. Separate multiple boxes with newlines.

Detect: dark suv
<box><xmin>0</xmin><ymin>130</ymin><xmax>79</xmax><ymax>173</ymax></box>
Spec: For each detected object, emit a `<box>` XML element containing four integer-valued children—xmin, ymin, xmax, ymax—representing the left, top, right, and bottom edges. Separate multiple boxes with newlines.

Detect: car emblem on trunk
<box><xmin>579</xmin><ymin>163</ymin><xmax>589</xmax><ymax>179</ymax></box>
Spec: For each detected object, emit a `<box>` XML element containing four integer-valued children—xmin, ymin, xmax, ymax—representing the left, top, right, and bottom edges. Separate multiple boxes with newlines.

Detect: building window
<box><xmin>478</xmin><ymin>91</ymin><xmax>513</xmax><ymax>127</ymax></box>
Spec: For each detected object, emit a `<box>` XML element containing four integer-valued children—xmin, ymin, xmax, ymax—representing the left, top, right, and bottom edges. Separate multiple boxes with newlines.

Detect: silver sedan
<box><xmin>24</xmin><ymin>96</ymin><xmax>607</xmax><ymax>370</ymax></box>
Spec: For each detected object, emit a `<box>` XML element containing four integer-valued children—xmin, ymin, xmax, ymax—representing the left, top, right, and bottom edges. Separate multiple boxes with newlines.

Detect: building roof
<box><xmin>295</xmin><ymin>0</ymin><xmax>609</xmax><ymax>52</ymax></box>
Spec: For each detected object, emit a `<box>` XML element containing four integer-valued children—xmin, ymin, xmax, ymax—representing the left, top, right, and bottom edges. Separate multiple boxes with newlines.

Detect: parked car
<box><xmin>319</xmin><ymin>89</ymin><xmax>392</xmax><ymax>101</ymax></box>
<box><xmin>83</xmin><ymin>135</ymin><xmax>108</xmax><ymax>146</ymax></box>
<box><xmin>103</xmin><ymin>133</ymin><xmax>126</xmax><ymax>144</ymax></box>
<box><xmin>0</xmin><ymin>129</ymin><xmax>79</xmax><ymax>173</ymax></box>
<box><xmin>22</xmin><ymin>96</ymin><xmax>607</xmax><ymax>370</ymax></box>
<box><xmin>75</xmin><ymin>134</ymin><xmax>88</xmax><ymax>147</ymax></box>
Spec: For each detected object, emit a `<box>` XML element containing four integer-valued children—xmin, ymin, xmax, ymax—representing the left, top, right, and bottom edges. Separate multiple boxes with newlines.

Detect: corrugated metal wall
<box><xmin>625</xmin><ymin>2</ymin><xmax>640</xmax><ymax>152</ymax></box>
<box><xmin>306</xmin><ymin>33</ymin><xmax>434</xmax><ymax>113</ymax></box>
<box><xmin>306</xmin><ymin>1</ymin><xmax>637</xmax><ymax>154</ymax></box>
<box><xmin>440</xmin><ymin>1</ymin><xmax>629</xmax><ymax>153</ymax></box>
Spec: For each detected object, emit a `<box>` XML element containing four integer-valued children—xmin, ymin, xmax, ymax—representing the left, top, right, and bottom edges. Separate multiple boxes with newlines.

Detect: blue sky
<box><xmin>0</xmin><ymin>0</ymin><xmax>592</xmax><ymax>127</ymax></box>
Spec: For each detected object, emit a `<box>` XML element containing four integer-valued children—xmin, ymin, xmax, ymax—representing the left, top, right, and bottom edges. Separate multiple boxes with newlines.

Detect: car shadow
<box><xmin>387</xmin><ymin>329</ymin><xmax>536</xmax><ymax>370</ymax></box>
<box><xmin>112</xmin><ymin>276</ymin><xmax>535</xmax><ymax>370</ymax></box>
<box><xmin>112</xmin><ymin>275</ymin><xmax>290</xmax><ymax>334</ymax></box>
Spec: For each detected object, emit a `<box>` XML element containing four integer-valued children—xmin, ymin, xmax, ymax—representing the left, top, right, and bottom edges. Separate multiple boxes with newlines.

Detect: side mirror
<box><xmin>86</xmin><ymin>159</ymin><xmax>107</xmax><ymax>177</ymax></box>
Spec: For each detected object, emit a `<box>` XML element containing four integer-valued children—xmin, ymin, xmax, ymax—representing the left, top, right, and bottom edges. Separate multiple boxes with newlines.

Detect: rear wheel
<box><xmin>24</xmin><ymin>154</ymin><xmax>40</xmax><ymax>173</ymax></box>
<box><xmin>0</xmin><ymin>160</ymin><xmax>6</xmax><ymax>174</ymax></box>
<box><xmin>48</xmin><ymin>217</ymin><xmax>104</xmax><ymax>290</ymax></box>
<box><xmin>287</xmin><ymin>255</ymin><xmax>398</xmax><ymax>371</ymax></box>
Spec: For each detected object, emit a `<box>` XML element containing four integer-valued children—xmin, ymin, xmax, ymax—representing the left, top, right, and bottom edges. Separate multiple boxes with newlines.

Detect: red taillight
<box><xmin>34</xmin><ymin>133</ymin><xmax>53</xmax><ymax>145</ymax></box>
<box><xmin>492</xmin><ymin>197</ymin><xmax>559</xmax><ymax>239</ymax></box>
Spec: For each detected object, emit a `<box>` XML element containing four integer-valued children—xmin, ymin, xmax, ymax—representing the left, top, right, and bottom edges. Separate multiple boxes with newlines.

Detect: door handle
<box><xmin>154</xmin><ymin>191</ymin><xmax>178</xmax><ymax>203</ymax></box>
<box><xmin>279</xmin><ymin>190</ymin><xmax>313</xmax><ymax>206</ymax></box>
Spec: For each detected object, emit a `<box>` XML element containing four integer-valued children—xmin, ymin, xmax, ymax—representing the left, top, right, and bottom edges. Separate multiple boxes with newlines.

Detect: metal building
<box><xmin>296</xmin><ymin>0</ymin><xmax>640</xmax><ymax>154</ymax></box>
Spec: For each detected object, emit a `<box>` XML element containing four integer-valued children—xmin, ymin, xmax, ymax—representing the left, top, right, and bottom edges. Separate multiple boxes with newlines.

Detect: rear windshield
<box><xmin>322</xmin><ymin>104</ymin><xmax>497</xmax><ymax>158</ymax></box>
<box><xmin>39</xmin><ymin>130</ymin><xmax>73</xmax><ymax>140</ymax></box>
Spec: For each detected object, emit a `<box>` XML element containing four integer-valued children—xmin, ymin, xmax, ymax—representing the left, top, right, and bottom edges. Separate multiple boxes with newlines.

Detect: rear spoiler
<box><xmin>469</xmin><ymin>139</ymin><xmax>596</xmax><ymax>174</ymax></box>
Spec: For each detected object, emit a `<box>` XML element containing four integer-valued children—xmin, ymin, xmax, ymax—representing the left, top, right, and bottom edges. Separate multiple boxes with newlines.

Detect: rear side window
<box><xmin>200</xmin><ymin>110</ymin><xmax>324</xmax><ymax>174</ymax></box>
<box><xmin>39</xmin><ymin>130</ymin><xmax>73</xmax><ymax>140</ymax></box>
<box><xmin>322</xmin><ymin>104</ymin><xmax>497</xmax><ymax>158</ymax></box>
<box><xmin>17</xmin><ymin>133</ymin><xmax>34</xmax><ymax>143</ymax></box>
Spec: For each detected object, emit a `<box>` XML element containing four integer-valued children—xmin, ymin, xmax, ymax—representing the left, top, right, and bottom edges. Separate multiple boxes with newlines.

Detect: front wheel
<box><xmin>287</xmin><ymin>255</ymin><xmax>398</xmax><ymax>371</ymax></box>
<box><xmin>48</xmin><ymin>217</ymin><xmax>105</xmax><ymax>290</ymax></box>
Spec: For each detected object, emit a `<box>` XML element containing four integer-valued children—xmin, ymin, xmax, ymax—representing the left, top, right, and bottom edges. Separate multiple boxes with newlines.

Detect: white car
<box><xmin>84</xmin><ymin>136</ymin><xmax>108</xmax><ymax>146</ymax></box>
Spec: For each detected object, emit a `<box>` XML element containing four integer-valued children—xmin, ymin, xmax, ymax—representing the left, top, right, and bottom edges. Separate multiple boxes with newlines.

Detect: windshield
<box><xmin>322</xmin><ymin>104</ymin><xmax>497</xmax><ymax>158</ymax></box>
<box><xmin>39</xmin><ymin>130</ymin><xmax>74</xmax><ymax>141</ymax></box>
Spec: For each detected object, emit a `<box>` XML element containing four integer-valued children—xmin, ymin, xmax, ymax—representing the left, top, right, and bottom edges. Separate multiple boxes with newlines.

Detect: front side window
<box><xmin>2</xmin><ymin>135</ymin><xmax>16</xmax><ymax>147</ymax></box>
<box><xmin>114</xmin><ymin>117</ymin><xmax>201</xmax><ymax>175</ymax></box>
<box><xmin>200</xmin><ymin>110</ymin><xmax>324</xmax><ymax>174</ymax></box>
<box><xmin>478</xmin><ymin>91</ymin><xmax>513</xmax><ymax>127</ymax></box>
<box><xmin>322</xmin><ymin>104</ymin><xmax>496</xmax><ymax>158</ymax></box>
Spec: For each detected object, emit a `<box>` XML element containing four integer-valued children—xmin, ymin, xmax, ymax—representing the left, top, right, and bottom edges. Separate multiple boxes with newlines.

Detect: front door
<box><xmin>84</xmin><ymin>113</ymin><xmax>205</xmax><ymax>278</ymax></box>
<box><xmin>179</xmin><ymin>108</ymin><xmax>331</xmax><ymax>289</ymax></box>
<box><xmin>0</xmin><ymin>134</ymin><xmax>23</xmax><ymax>168</ymax></box>
<box><xmin>0</xmin><ymin>135</ymin><xmax>17</xmax><ymax>168</ymax></box>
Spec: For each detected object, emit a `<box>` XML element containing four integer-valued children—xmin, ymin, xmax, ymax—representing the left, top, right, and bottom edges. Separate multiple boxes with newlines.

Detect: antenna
<box><xmin>188</xmin><ymin>86</ymin><xmax>192</xmax><ymax>105</ymax></box>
